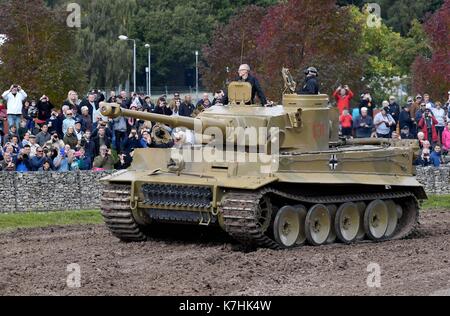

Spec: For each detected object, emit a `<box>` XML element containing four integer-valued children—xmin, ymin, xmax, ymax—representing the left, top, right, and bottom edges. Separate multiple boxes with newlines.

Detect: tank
<box><xmin>99</xmin><ymin>69</ymin><xmax>427</xmax><ymax>249</ymax></box>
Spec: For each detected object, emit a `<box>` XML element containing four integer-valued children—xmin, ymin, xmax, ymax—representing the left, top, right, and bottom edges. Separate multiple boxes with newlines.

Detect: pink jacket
<box><xmin>442</xmin><ymin>128</ymin><xmax>450</xmax><ymax>151</ymax></box>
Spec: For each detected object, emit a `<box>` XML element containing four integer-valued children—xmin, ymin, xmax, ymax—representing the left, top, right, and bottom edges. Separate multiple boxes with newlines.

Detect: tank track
<box><xmin>101</xmin><ymin>184</ymin><xmax>147</xmax><ymax>242</ymax></box>
<box><xmin>221</xmin><ymin>188</ymin><xmax>420</xmax><ymax>250</ymax></box>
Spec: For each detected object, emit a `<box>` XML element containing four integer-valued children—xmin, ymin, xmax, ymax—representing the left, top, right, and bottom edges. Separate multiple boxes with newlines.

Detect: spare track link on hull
<box><xmin>101</xmin><ymin>184</ymin><xmax>147</xmax><ymax>242</ymax></box>
<box><xmin>221</xmin><ymin>188</ymin><xmax>419</xmax><ymax>250</ymax></box>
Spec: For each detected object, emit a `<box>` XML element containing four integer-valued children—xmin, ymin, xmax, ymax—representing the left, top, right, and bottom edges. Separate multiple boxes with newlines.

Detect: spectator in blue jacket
<box><xmin>30</xmin><ymin>147</ymin><xmax>54</xmax><ymax>171</ymax></box>
<box><xmin>353</xmin><ymin>107</ymin><xmax>374</xmax><ymax>138</ymax></box>
<box><xmin>430</xmin><ymin>145</ymin><xmax>442</xmax><ymax>167</ymax></box>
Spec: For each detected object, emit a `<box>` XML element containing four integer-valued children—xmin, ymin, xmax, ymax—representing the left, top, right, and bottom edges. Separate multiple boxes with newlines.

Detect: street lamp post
<box><xmin>195</xmin><ymin>50</ymin><xmax>199</xmax><ymax>101</ymax></box>
<box><xmin>145</xmin><ymin>44</ymin><xmax>151</xmax><ymax>97</ymax></box>
<box><xmin>119</xmin><ymin>35</ymin><xmax>136</xmax><ymax>93</ymax></box>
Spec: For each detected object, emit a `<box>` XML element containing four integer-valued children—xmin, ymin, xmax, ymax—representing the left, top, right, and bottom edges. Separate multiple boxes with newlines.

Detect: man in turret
<box><xmin>298</xmin><ymin>67</ymin><xmax>319</xmax><ymax>95</ymax></box>
<box><xmin>237</xmin><ymin>64</ymin><xmax>268</xmax><ymax>106</ymax></box>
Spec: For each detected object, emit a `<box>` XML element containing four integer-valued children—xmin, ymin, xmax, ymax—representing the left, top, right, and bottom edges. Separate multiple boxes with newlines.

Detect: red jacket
<box><xmin>339</xmin><ymin>114</ymin><xmax>353</xmax><ymax>128</ymax></box>
<box><xmin>418</xmin><ymin>116</ymin><xmax>439</xmax><ymax>143</ymax></box>
<box><xmin>333</xmin><ymin>89</ymin><xmax>354</xmax><ymax>115</ymax></box>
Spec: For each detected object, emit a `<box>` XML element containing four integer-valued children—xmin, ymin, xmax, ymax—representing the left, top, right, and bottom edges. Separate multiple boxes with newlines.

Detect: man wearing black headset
<box><xmin>298</xmin><ymin>66</ymin><xmax>320</xmax><ymax>95</ymax></box>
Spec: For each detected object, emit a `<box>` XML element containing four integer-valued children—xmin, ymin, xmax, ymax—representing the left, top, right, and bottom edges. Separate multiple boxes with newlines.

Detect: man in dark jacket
<box><xmin>78</xmin><ymin>93</ymin><xmax>97</xmax><ymax>118</ymax></box>
<box><xmin>36</xmin><ymin>95</ymin><xmax>54</xmax><ymax>122</ymax></box>
<box><xmin>122</xmin><ymin>127</ymin><xmax>141</xmax><ymax>154</ymax></box>
<box><xmin>399</xmin><ymin>102</ymin><xmax>415</xmax><ymax>136</ymax></box>
<box><xmin>93</xmin><ymin>126</ymin><xmax>112</xmax><ymax>157</ymax></box>
<box><xmin>388</xmin><ymin>96</ymin><xmax>401</xmax><ymax>133</ymax></box>
<box><xmin>298</xmin><ymin>67</ymin><xmax>319</xmax><ymax>95</ymax></box>
<box><xmin>47</xmin><ymin>109</ymin><xmax>63</xmax><ymax>138</ymax></box>
<box><xmin>179</xmin><ymin>95</ymin><xmax>196</xmax><ymax>117</ymax></box>
<box><xmin>237</xmin><ymin>64</ymin><xmax>268</xmax><ymax>106</ymax></box>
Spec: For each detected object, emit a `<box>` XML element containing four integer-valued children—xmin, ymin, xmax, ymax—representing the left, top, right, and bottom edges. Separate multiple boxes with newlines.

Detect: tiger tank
<box><xmin>99</xmin><ymin>69</ymin><xmax>426</xmax><ymax>249</ymax></box>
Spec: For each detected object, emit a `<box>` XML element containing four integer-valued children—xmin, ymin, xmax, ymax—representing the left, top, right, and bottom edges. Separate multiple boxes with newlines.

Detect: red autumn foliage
<box><xmin>201</xmin><ymin>0</ymin><xmax>366</xmax><ymax>102</ymax></box>
<box><xmin>200</xmin><ymin>5</ymin><xmax>267</xmax><ymax>92</ymax></box>
<box><xmin>256</xmin><ymin>0</ymin><xmax>365</xmax><ymax>100</ymax></box>
<box><xmin>412</xmin><ymin>0</ymin><xmax>450</xmax><ymax>101</ymax></box>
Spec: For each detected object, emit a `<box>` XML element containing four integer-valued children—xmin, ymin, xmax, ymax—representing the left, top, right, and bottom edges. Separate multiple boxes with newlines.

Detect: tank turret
<box><xmin>100</xmin><ymin>79</ymin><xmax>336</xmax><ymax>152</ymax></box>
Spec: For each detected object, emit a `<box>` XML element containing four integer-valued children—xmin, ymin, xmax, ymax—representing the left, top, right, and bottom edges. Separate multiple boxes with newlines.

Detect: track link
<box><xmin>101</xmin><ymin>184</ymin><xmax>147</xmax><ymax>242</ymax></box>
<box><xmin>221</xmin><ymin>188</ymin><xmax>420</xmax><ymax>250</ymax></box>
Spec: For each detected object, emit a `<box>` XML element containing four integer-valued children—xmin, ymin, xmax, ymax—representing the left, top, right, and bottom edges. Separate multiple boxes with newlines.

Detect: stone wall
<box><xmin>416</xmin><ymin>167</ymin><xmax>450</xmax><ymax>195</ymax></box>
<box><xmin>0</xmin><ymin>171</ymin><xmax>114</xmax><ymax>213</ymax></box>
<box><xmin>0</xmin><ymin>167</ymin><xmax>449</xmax><ymax>213</ymax></box>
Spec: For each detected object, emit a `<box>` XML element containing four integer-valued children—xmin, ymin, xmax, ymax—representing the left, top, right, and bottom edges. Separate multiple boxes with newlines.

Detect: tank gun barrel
<box><xmin>100</xmin><ymin>102</ymin><xmax>227</xmax><ymax>133</ymax></box>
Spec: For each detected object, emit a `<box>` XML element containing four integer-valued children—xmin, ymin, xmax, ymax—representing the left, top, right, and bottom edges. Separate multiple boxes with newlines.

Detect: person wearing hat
<box><xmin>418</xmin><ymin>108</ymin><xmax>439</xmax><ymax>146</ymax></box>
<box><xmin>28</xmin><ymin>134</ymin><xmax>37</xmax><ymax>157</ymax></box>
<box><xmin>410</xmin><ymin>94</ymin><xmax>423</xmax><ymax>123</ymax></box>
<box><xmin>237</xmin><ymin>64</ymin><xmax>268</xmax><ymax>106</ymax></box>
<box><xmin>399</xmin><ymin>99</ymin><xmax>416</xmax><ymax>137</ymax></box>
<box><xmin>374</xmin><ymin>105</ymin><xmax>396</xmax><ymax>139</ymax></box>
<box><xmin>74</xmin><ymin>120</ymin><xmax>84</xmax><ymax>141</ymax></box>
<box><xmin>298</xmin><ymin>66</ymin><xmax>319</xmax><ymax>95</ymax></box>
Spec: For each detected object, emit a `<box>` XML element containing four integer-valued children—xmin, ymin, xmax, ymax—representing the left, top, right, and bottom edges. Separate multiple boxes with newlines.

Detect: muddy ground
<box><xmin>1</xmin><ymin>210</ymin><xmax>449</xmax><ymax>296</ymax></box>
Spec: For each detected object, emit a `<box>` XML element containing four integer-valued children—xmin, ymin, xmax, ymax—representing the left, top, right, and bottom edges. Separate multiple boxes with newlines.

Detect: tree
<box><xmin>352</xmin><ymin>8</ymin><xmax>429</xmax><ymax>102</ymax></box>
<box><xmin>0</xmin><ymin>0</ymin><xmax>87</xmax><ymax>106</ymax></box>
<box><xmin>201</xmin><ymin>5</ymin><xmax>268</xmax><ymax>92</ymax></box>
<box><xmin>255</xmin><ymin>0</ymin><xmax>367</xmax><ymax>100</ymax></box>
<box><xmin>411</xmin><ymin>0</ymin><xmax>450</xmax><ymax>101</ymax></box>
<box><xmin>338</xmin><ymin>0</ymin><xmax>444</xmax><ymax>35</ymax></box>
<box><xmin>76</xmin><ymin>0</ymin><xmax>138</xmax><ymax>91</ymax></box>
<box><xmin>202</xmin><ymin>1</ymin><xmax>370</xmax><ymax>102</ymax></box>
<box><xmin>131</xmin><ymin>0</ymin><xmax>277</xmax><ymax>87</ymax></box>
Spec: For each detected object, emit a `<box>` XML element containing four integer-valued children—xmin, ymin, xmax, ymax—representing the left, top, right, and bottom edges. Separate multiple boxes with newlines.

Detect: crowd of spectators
<box><xmin>1</xmin><ymin>82</ymin><xmax>449</xmax><ymax>172</ymax></box>
<box><xmin>0</xmin><ymin>85</ymin><xmax>225</xmax><ymax>172</ymax></box>
<box><xmin>336</xmin><ymin>86</ymin><xmax>450</xmax><ymax>168</ymax></box>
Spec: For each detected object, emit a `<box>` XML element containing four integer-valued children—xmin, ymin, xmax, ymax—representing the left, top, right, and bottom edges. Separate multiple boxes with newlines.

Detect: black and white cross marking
<box><xmin>329</xmin><ymin>154</ymin><xmax>339</xmax><ymax>171</ymax></box>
